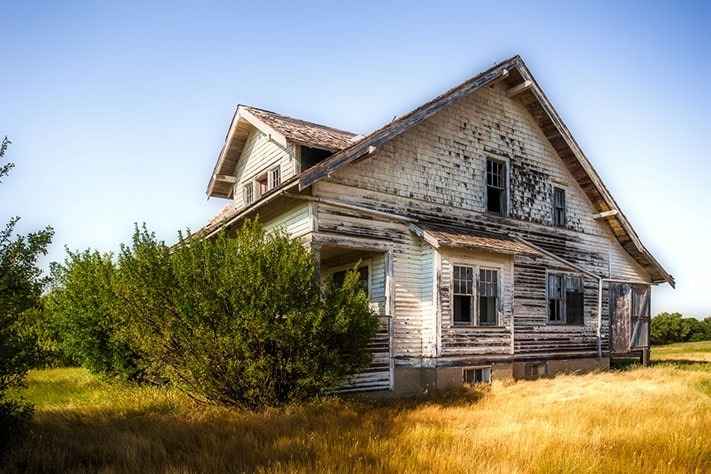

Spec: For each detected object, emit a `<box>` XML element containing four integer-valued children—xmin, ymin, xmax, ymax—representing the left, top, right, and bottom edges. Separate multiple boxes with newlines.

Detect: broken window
<box><xmin>332</xmin><ymin>266</ymin><xmax>369</xmax><ymax>294</ymax></box>
<box><xmin>269</xmin><ymin>165</ymin><xmax>281</xmax><ymax>189</ymax></box>
<box><xmin>300</xmin><ymin>146</ymin><xmax>332</xmax><ymax>170</ymax></box>
<box><xmin>630</xmin><ymin>285</ymin><xmax>651</xmax><ymax>347</ymax></box>
<box><xmin>243</xmin><ymin>182</ymin><xmax>254</xmax><ymax>205</ymax></box>
<box><xmin>553</xmin><ymin>187</ymin><xmax>566</xmax><ymax>227</ymax></box>
<box><xmin>478</xmin><ymin>269</ymin><xmax>498</xmax><ymax>326</ymax></box>
<box><xmin>486</xmin><ymin>159</ymin><xmax>507</xmax><ymax>215</ymax></box>
<box><xmin>548</xmin><ymin>273</ymin><xmax>584</xmax><ymax>325</ymax></box>
<box><xmin>453</xmin><ymin>265</ymin><xmax>474</xmax><ymax>324</ymax></box>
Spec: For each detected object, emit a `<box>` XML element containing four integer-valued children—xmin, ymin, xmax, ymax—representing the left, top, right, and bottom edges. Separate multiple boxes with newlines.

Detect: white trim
<box><xmin>450</xmin><ymin>260</ymin><xmax>504</xmax><ymax>328</ymax></box>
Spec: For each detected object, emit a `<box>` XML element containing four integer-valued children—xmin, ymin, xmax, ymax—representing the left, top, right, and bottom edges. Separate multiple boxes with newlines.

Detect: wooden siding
<box><xmin>262</xmin><ymin>202</ymin><xmax>313</xmax><ymax>238</ymax></box>
<box><xmin>311</xmin><ymin>81</ymin><xmax>653</xmax><ymax>361</ymax></box>
<box><xmin>232</xmin><ymin>129</ymin><xmax>296</xmax><ymax>209</ymax></box>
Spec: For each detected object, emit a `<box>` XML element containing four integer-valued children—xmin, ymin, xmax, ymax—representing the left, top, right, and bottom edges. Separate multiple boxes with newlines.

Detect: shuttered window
<box><xmin>486</xmin><ymin>159</ymin><xmax>507</xmax><ymax>215</ymax></box>
<box><xmin>453</xmin><ymin>265</ymin><xmax>474</xmax><ymax>324</ymax></box>
<box><xmin>478</xmin><ymin>269</ymin><xmax>498</xmax><ymax>326</ymax></box>
<box><xmin>553</xmin><ymin>187</ymin><xmax>566</xmax><ymax>227</ymax></box>
<box><xmin>548</xmin><ymin>273</ymin><xmax>584</xmax><ymax>325</ymax></box>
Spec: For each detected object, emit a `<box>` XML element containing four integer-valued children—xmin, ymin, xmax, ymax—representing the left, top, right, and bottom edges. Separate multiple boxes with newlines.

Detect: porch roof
<box><xmin>411</xmin><ymin>223</ymin><xmax>542</xmax><ymax>257</ymax></box>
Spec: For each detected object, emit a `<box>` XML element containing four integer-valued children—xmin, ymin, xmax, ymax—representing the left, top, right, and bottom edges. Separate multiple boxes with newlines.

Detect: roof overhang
<box><xmin>295</xmin><ymin>55</ymin><xmax>674</xmax><ymax>287</ymax></box>
<box><xmin>410</xmin><ymin>223</ymin><xmax>542</xmax><ymax>257</ymax></box>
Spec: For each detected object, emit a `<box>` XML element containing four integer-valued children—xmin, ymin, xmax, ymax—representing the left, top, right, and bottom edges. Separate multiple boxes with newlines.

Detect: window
<box><xmin>463</xmin><ymin>367</ymin><xmax>491</xmax><ymax>384</ymax></box>
<box><xmin>332</xmin><ymin>266</ymin><xmax>369</xmax><ymax>294</ymax></box>
<box><xmin>243</xmin><ymin>182</ymin><xmax>254</xmax><ymax>205</ymax></box>
<box><xmin>525</xmin><ymin>362</ymin><xmax>546</xmax><ymax>380</ymax></box>
<box><xmin>630</xmin><ymin>285</ymin><xmax>650</xmax><ymax>347</ymax></box>
<box><xmin>486</xmin><ymin>159</ymin><xmax>507</xmax><ymax>215</ymax></box>
<box><xmin>478</xmin><ymin>269</ymin><xmax>498</xmax><ymax>326</ymax></box>
<box><xmin>453</xmin><ymin>265</ymin><xmax>474</xmax><ymax>324</ymax></box>
<box><xmin>269</xmin><ymin>166</ymin><xmax>281</xmax><ymax>189</ymax></box>
<box><xmin>553</xmin><ymin>187</ymin><xmax>566</xmax><ymax>227</ymax></box>
<box><xmin>256</xmin><ymin>173</ymin><xmax>268</xmax><ymax>197</ymax></box>
<box><xmin>547</xmin><ymin>273</ymin><xmax>584</xmax><ymax>325</ymax></box>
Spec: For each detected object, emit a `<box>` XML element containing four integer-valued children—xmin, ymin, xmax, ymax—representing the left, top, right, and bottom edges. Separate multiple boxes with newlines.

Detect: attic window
<box><xmin>243</xmin><ymin>182</ymin><xmax>254</xmax><ymax>205</ymax></box>
<box><xmin>553</xmin><ymin>187</ymin><xmax>566</xmax><ymax>227</ymax></box>
<box><xmin>486</xmin><ymin>159</ymin><xmax>507</xmax><ymax>216</ymax></box>
<box><xmin>300</xmin><ymin>146</ymin><xmax>332</xmax><ymax>171</ymax></box>
<box><xmin>256</xmin><ymin>173</ymin><xmax>268</xmax><ymax>197</ymax></box>
<box><xmin>269</xmin><ymin>166</ymin><xmax>281</xmax><ymax>189</ymax></box>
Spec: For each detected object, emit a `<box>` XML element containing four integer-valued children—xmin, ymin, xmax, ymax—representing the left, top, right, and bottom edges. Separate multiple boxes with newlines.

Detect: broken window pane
<box><xmin>553</xmin><ymin>187</ymin><xmax>566</xmax><ymax>227</ymax></box>
<box><xmin>486</xmin><ymin>159</ymin><xmax>507</xmax><ymax>215</ymax></box>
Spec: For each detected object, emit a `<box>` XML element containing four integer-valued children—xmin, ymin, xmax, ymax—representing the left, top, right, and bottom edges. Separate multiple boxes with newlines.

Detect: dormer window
<box><xmin>243</xmin><ymin>182</ymin><xmax>254</xmax><ymax>205</ymax></box>
<box><xmin>256</xmin><ymin>173</ymin><xmax>268</xmax><ymax>197</ymax></box>
<box><xmin>269</xmin><ymin>166</ymin><xmax>281</xmax><ymax>189</ymax></box>
<box><xmin>486</xmin><ymin>158</ymin><xmax>507</xmax><ymax>216</ymax></box>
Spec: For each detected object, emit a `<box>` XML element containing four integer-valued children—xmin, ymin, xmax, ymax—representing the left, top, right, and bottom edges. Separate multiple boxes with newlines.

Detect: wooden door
<box><xmin>609</xmin><ymin>283</ymin><xmax>631</xmax><ymax>353</ymax></box>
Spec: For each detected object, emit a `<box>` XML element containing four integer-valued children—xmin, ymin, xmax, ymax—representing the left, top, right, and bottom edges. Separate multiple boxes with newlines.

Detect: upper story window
<box><xmin>453</xmin><ymin>265</ymin><xmax>500</xmax><ymax>326</ymax></box>
<box><xmin>553</xmin><ymin>187</ymin><xmax>566</xmax><ymax>227</ymax></box>
<box><xmin>269</xmin><ymin>165</ymin><xmax>281</xmax><ymax>189</ymax></box>
<box><xmin>486</xmin><ymin>159</ymin><xmax>507</xmax><ymax>216</ymax></box>
<box><xmin>243</xmin><ymin>182</ymin><xmax>254</xmax><ymax>205</ymax></box>
<box><xmin>547</xmin><ymin>273</ymin><xmax>584</xmax><ymax>325</ymax></box>
<box><xmin>255</xmin><ymin>173</ymin><xmax>268</xmax><ymax>197</ymax></box>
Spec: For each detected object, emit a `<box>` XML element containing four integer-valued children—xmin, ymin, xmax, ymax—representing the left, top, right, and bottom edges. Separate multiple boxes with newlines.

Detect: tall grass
<box><xmin>4</xmin><ymin>342</ymin><xmax>711</xmax><ymax>473</ymax></box>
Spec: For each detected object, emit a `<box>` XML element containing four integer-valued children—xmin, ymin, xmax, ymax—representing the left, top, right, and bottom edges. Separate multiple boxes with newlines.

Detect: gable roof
<box><xmin>203</xmin><ymin>55</ymin><xmax>673</xmax><ymax>287</ymax></box>
<box><xmin>244</xmin><ymin>106</ymin><xmax>357</xmax><ymax>151</ymax></box>
<box><xmin>292</xmin><ymin>55</ymin><xmax>673</xmax><ymax>287</ymax></box>
<box><xmin>206</xmin><ymin>105</ymin><xmax>357</xmax><ymax>199</ymax></box>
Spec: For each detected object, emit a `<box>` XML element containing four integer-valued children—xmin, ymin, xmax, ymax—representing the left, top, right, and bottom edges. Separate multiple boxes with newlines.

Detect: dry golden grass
<box><xmin>4</xmin><ymin>342</ymin><xmax>711</xmax><ymax>473</ymax></box>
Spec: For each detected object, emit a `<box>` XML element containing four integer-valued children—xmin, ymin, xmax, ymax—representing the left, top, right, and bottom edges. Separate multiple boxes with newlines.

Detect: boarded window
<box><xmin>453</xmin><ymin>265</ymin><xmax>474</xmax><ymax>324</ymax></box>
<box><xmin>463</xmin><ymin>367</ymin><xmax>491</xmax><ymax>384</ymax></box>
<box><xmin>548</xmin><ymin>273</ymin><xmax>584</xmax><ymax>325</ymax></box>
<box><xmin>243</xmin><ymin>182</ymin><xmax>254</xmax><ymax>205</ymax></box>
<box><xmin>478</xmin><ymin>269</ymin><xmax>498</xmax><ymax>326</ymax></box>
<box><xmin>332</xmin><ymin>266</ymin><xmax>369</xmax><ymax>294</ymax></box>
<box><xmin>269</xmin><ymin>166</ymin><xmax>281</xmax><ymax>189</ymax></box>
<box><xmin>486</xmin><ymin>159</ymin><xmax>507</xmax><ymax>215</ymax></box>
<box><xmin>553</xmin><ymin>187</ymin><xmax>566</xmax><ymax>227</ymax></box>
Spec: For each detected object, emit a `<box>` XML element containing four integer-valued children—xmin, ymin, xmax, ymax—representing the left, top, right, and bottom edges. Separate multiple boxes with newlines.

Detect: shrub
<box><xmin>16</xmin><ymin>302</ymin><xmax>76</xmax><ymax>368</ymax></box>
<box><xmin>113</xmin><ymin>220</ymin><xmax>379</xmax><ymax>407</ymax></box>
<box><xmin>46</xmin><ymin>250</ymin><xmax>144</xmax><ymax>381</ymax></box>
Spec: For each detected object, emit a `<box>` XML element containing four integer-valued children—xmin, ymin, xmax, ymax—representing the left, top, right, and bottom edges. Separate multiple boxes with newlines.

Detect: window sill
<box><xmin>452</xmin><ymin>324</ymin><xmax>507</xmax><ymax>329</ymax></box>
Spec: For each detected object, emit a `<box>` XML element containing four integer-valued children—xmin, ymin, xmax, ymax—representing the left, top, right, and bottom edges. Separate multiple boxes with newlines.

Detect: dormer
<box><xmin>206</xmin><ymin>105</ymin><xmax>357</xmax><ymax>202</ymax></box>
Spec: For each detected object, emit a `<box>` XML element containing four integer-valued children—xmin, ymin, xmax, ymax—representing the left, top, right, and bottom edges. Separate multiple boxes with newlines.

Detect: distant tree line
<box><xmin>651</xmin><ymin>312</ymin><xmax>711</xmax><ymax>346</ymax></box>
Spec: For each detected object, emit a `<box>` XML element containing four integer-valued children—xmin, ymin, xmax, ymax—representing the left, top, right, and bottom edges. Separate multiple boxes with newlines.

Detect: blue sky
<box><xmin>2</xmin><ymin>1</ymin><xmax>710</xmax><ymax>316</ymax></box>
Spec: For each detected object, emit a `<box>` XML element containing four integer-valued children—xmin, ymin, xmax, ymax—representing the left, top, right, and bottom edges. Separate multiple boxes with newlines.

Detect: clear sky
<box><xmin>2</xmin><ymin>1</ymin><xmax>710</xmax><ymax>316</ymax></box>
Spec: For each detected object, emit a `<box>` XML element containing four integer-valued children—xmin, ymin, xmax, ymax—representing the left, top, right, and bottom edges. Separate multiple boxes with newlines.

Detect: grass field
<box><xmin>4</xmin><ymin>342</ymin><xmax>711</xmax><ymax>473</ymax></box>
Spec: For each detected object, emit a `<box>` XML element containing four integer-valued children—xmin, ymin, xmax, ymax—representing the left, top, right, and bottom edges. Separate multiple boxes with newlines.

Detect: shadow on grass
<box><xmin>650</xmin><ymin>359</ymin><xmax>711</xmax><ymax>372</ymax></box>
<box><xmin>3</xmin><ymin>386</ymin><xmax>486</xmax><ymax>474</ymax></box>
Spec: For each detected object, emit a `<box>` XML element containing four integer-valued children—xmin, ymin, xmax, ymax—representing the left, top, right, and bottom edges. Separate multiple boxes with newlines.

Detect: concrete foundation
<box><xmin>392</xmin><ymin>357</ymin><xmax>610</xmax><ymax>395</ymax></box>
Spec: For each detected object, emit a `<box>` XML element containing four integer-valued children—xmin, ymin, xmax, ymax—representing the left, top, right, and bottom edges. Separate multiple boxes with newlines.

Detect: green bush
<box><xmin>0</xmin><ymin>136</ymin><xmax>54</xmax><ymax>452</ymax></box>
<box><xmin>16</xmin><ymin>302</ymin><xmax>76</xmax><ymax>368</ymax></box>
<box><xmin>113</xmin><ymin>220</ymin><xmax>379</xmax><ymax>407</ymax></box>
<box><xmin>651</xmin><ymin>312</ymin><xmax>711</xmax><ymax>345</ymax></box>
<box><xmin>46</xmin><ymin>250</ymin><xmax>144</xmax><ymax>381</ymax></box>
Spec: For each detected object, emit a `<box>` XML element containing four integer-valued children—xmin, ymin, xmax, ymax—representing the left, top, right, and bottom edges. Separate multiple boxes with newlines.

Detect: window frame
<box><xmin>545</xmin><ymin>270</ymin><xmax>585</xmax><ymax>326</ymax></box>
<box><xmin>269</xmin><ymin>165</ymin><xmax>281</xmax><ymax>190</ymax></box>
<box><xmin>552</xmin><ymin>187</ymin><xmax>567</xmax><ymax>227</ymax></box>
<box><xmin>242</xmin><ymin>182</ymin><xmax>254</xmax><ymax>205</ymax></box>
<box><xmin>451</xmin><ymin>262</ymin><xmax>502</xmax><ymax>327</ymax></box>
<box><xmin>255</xmin><ymin>172</ymin><xmax>268</xmax><ymax>198</ymax></box>
<box><xmin>463</xmin><ymin>366</ymin><xmax>492</xmax><ymax>384</ymax></box>
<box><xmin>485</xmin><ymin>157</ymin><xmax>509</xmax><ymax>217</ymax></box>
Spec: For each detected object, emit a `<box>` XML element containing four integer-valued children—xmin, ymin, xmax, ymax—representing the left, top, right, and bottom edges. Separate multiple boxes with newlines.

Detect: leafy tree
<box><xmin>651</xmin><ymin>312</ymin><xmax>711</xmax><ymax>345</ymax></box>
<box><xmin>46</xmin><ymin>250</ymin><xmax>143</xmax><ymax>380</ymax></box>
<box><xmin>16</xmin><ymin>300</ymin><xmax>75</xmax><ymax>368</ymax></box>
<box><xmin>113</xmin><ymin>220</ymin><xmax>379</xmax><ymax>407</ymax></box>
<box><xmin>0</xmin><ymin>137</ymin><xmax>54</xmax><ymax>450</ymax></box>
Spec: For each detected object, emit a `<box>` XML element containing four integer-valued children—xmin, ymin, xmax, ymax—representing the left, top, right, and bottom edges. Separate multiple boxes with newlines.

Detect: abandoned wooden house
<box><xmin>199</xmin><ymin>55</ymin><xmax>674</xmax><ymax>394</ymax></box>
